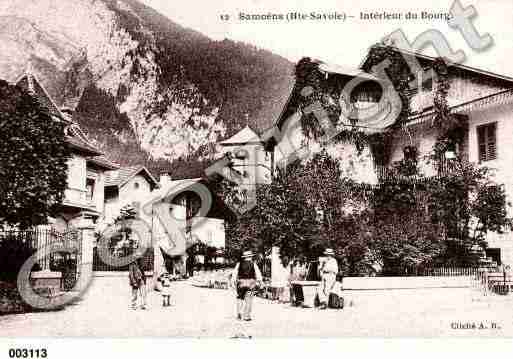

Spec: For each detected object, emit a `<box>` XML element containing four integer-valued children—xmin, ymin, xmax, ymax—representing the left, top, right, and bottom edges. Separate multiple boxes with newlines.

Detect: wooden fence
<box><xmin>379</xmin><ymin>266</ymin><xmax>479</xmax><ymax>277</ymax></box>
<box><xmin>415</xmin><ymin>266</ymin><xmax>478</xmax><ymax>277</ymax></box>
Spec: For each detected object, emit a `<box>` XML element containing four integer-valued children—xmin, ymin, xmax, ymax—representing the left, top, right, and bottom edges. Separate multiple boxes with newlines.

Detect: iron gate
<box><xmin>0</xmin><ymin>228</ymin><xmax>82</xmax><ymax>290</ymax></box>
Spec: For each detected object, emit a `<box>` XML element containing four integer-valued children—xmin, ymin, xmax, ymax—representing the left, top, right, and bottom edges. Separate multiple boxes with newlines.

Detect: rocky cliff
<box><xmin>0</xmin><ymin>0</ymin><xmax>294</xmax><ymax>174</ymax></box>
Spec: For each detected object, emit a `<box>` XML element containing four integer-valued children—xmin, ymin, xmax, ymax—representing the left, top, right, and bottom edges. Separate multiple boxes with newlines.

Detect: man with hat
<box><xmin>317</xmin><ymin>248</ymin><xmax>338</xmax><ymax>310</ymax></box>
<box><xmin>231</xmin><ymin>250</ymin><xmax>263</xmax><ymax>321</ymax></box>
<box><xmin>128</xmin><ymin>251</ymin><xmax>148</xmax><ymax>310</ymax></box>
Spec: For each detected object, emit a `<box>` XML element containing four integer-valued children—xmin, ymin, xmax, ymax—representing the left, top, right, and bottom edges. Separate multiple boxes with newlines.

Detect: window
<box><xmin>418</xmin><ymin>69</ymin><xmax>434</xmax><ymax>91</ymax></box>
<box><xmin>403</xmin><ymin>145</ymin><xmax>418</xmax><ymax>162</ymax></box>
<box><xmin>86</xmin><ymin>178</ymin><xmax>95</xmax><ymax>202</ymax></box>
<box><xmin>134</xmin><ymin>182</ymin><xmax>140</xmax><ymax>190</ymax></box>
<box><xmin>477</xmin><ymin>122</ymin><xmax>497</xmax><ymax>162</ymax></box>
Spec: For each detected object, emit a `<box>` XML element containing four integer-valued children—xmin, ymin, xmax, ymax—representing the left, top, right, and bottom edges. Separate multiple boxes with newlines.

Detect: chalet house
<box><xmin>267</xmin><ymin>46</ymin><xmax>513</xmax><ymax>267</ymax></box>
<box><xmin>16</xmin><ymin>72</ymin><xmax>118</xmax><ymax>233</ymax></box>
<box><xmin>146</xmin><ymin>172</ymin><xmax>235</xmax><ymax>276</ymax></box>
<box><xmin>8</xmin><ymin>71</ymin><xmax>119</xmax><ymax>283</ymax></box>
<box><xmin>359</xmin><ymin>47</ymin><xmax>513</xmax><ymax>266</ymax></box>
<box><xmin>103</xmin><ymin>166</ymin><xmax>159</xmax><ymax>223</ymax></box>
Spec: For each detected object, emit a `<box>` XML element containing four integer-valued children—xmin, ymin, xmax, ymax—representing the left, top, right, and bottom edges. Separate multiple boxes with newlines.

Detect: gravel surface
<box><xmin>1</xmin><ymin>277</ymin><xmax>512</xmax><ymax>337</ymax></box>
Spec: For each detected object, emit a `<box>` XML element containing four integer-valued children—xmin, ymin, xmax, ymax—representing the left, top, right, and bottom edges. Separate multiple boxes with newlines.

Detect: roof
<box><xmin>104</xmin><ymin>166</ymin><xmax>159</xmax><ymax>189</ymax></box>
<box><xmin>406</xmin><ymin>88</ymin><xmax>513</xmax><ymax>127</ymax></box>
<box><xmin>65</xmin><ymin>136</ymin><xmax>103</xmax><ymax>156</ymax></box>
<box><xmin>65</xmin><ymin>124</ymin><xmax>103</xmax><ymax>156</ymax></box>
<box><xmin>16</xmin><ymin>72</ymin><xmax>68</xmax><ymax>122</ymax></box>
<box><xmin>273</xmin><ymin>48</ymin><xmax>513</xmax><ymax>136</ymax></box>
<box><xmin>359</xmin><ymin>45</ymin><xmax>513</xmax><ymax>84</ymax></box>
<box><xmin>155</xmin><ymin>177</ymin><xmax>204</xmax><ymax>195</ymax></box>
<box><xmin>317</xmin><ymin>61</ymin><xmax>380</xmax><ymax>81</ymax></box>
<box><xmin>15</xmin><ymin>70</ymin><xmax>106</xmax><ymax>157</ymax></box>
<box><xmin>219</xmin><ymin>126</ymin><xmax>261</xmax><ymax>145</ymax></box>
<box><xmin>145</xmin><ymin>177</ymin><xmax>203</xmax><ymax>206</ymax></box>
<box><xmin>272</xmin><ymin>59</ymin><xmax>383</xmax><ymax>131</ymax></box>
<box><xmin>87</xmin><ymin>156</ymin><xmax>120</xmax><ymax>170</ymax></box>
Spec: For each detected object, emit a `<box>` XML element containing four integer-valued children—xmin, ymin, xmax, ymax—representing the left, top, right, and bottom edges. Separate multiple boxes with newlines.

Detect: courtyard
<box><xmin>1</xmin><ymin>277</ymin><xmax>512</xmax><ymax>337</ymax></box>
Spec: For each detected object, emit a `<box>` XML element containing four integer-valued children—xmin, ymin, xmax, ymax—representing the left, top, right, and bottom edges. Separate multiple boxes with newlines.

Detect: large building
<box><xmin>220</xmin><ymin>47</ymin><xmax>513</xmax><ymax>269</ymax></box>
<box><xmin>266</xmin><ymin>47</ymin><xmax>513</xmax><ymax>267</ymax></box>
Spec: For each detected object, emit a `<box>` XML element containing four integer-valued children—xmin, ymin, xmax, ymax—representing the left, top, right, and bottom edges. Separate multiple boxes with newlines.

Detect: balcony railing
<box><xmin>63</xmin><ymin>188</ymin><xmax>96</xmax><ymax>209</ymax></box>
<box><xmin>375</xmin><ymin>160</ymin><xmax>459</xmax><ymax>184</ymax></box>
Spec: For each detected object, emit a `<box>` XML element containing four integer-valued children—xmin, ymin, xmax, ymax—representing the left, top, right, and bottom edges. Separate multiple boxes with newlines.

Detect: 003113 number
<box><xmin>8</xmin><ymin>349</ymin><xmax>47</xmax><ymax>358</ymax></box>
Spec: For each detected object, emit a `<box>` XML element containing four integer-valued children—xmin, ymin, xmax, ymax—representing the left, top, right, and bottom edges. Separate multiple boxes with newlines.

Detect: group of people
<box><xmin>230</xmin><ymin>248</ymin><xmax>340</xmax><ymax>321</ymax></box>
<box><xmin>127</xmin><ymin>247</ymin><xmax>341</xmax><ymax>320</ymax></box>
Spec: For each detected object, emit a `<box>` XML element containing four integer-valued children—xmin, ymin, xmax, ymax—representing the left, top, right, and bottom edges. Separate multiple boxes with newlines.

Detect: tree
<box><xmin>369</xmin><ymin>153</ymin><xmax>512</xmax><ymax>271</ymax></box>
<box><xmin>222</xmin><ymin>151</ymin><xmax>371</xmax><ymax>271</ymax></box>
<box><xmin>367</xmin><ymin>197</ymin><xmax>445</xmax><ymax>275</ymax></box>
<box><xmin>0</xmin><ymin>80</ymin><xmax>71</xmax><ymax>230</ymax></box>
<box><xmin>223</xmin><ymin>161</ymin><xmax>318</xmax><ymax>263</ymax></box>
<box><xmin>425</xmin><ymin>160</ymin><xmax>511</xmax><ymax>264</ymax></box>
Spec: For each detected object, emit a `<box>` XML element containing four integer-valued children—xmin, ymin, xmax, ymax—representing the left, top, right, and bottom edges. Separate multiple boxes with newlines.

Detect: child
<box><xmin>156</xmin><ymin>273</ymin><xmax>172</xmax><ymax>307</ymax></box>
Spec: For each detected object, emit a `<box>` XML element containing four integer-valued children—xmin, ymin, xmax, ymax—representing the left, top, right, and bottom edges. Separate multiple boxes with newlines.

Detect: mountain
<box><xmin>0</xmin><ymin>0</ymin><xmax>294</xmax><ymax>175</ymax></box>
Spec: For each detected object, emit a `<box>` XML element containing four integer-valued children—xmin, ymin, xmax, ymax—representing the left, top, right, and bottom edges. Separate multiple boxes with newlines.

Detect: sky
<box><xmin>141</xmin><ymin>0</ymin><xmax>513</xmax><ymax>77</ymax></box>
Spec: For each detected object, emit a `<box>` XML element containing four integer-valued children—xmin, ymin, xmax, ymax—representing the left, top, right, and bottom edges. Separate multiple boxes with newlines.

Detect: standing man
<box><xmin>317</xmin><ymin>248</ymin><xmax>338</xmax><ymax>310</ymax></box>
<box><xmin>186</xmin><ymin>254</ymin><xmax>195</xmax><ymax>278</ymax></box>
<box><xmin>128</xmin><ymin>255</ymin><xmax>148</xmax><ymax>310</ymax></box>
<box><xmin>231</xmin><ymin>250</ymin><xmax>263</xmax><ymax>321</ymax></box>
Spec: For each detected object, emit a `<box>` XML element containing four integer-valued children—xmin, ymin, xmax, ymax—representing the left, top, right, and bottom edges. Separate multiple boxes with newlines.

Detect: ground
<box><xmin>1</xmin><ymin>277</ymin><xmax>512</xmax><ymax>337</ymax></box>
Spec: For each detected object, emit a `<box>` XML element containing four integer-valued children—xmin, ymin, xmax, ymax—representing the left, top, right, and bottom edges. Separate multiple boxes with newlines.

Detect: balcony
<box><xmin>63</xmin><ymin>187</ymin><xmax>96</xmax><ymax>210</ymax></box>
<box><xmin>375</xmin><ymin>157</ymin><xmax>462</xmax><ymax>185</ymax></box>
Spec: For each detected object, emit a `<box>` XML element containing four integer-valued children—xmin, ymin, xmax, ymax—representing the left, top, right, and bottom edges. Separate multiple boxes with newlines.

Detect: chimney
<box><xmin>160</xmin><ymin>173</ymin><xmax>172</xmax><ymax>187</ymax></box>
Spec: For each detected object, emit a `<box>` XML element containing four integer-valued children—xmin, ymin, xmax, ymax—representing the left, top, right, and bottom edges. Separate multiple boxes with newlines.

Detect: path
<box><xmin>1</xmin><ymin>276</ymin><xmax>513</xmax><ymax>337</ymax></box>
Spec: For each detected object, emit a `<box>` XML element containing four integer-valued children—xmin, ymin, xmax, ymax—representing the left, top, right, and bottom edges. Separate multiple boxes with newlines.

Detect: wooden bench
<box><xmin>489</xmin><ymin>280</ymin><xmax>513</xmax><ymax>294</ymax></box>
<box><xmin>482</xmin><ymin>272</ymin><xmax>513</xmax><ymax>294</ymax></box>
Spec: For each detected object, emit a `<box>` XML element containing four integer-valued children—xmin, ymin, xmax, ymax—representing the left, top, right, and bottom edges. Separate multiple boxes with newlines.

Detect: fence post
<box><xmin>77</xmin><ymin>219</ymin><xmax>96</xmax><ymax>276</ymax></box>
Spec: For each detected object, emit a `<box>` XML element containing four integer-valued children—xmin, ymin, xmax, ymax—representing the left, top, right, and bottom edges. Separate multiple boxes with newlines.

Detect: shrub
<box><xmin>0</xmin><ymin>236</ymin><xmax>39</xmax><ymax>283</ymax></box>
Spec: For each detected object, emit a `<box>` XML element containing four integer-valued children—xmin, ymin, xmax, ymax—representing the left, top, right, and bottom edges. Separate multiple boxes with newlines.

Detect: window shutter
<box><xmin>479</xmin><ymin>144</ymin><xmax>487</xmax><ymax>162</ymax></box>
<box><xmin>487</xmin><ymin>123</ymin><xmax>497</xmax><ymax>160</ymax></box>
<box><xmin>477</xmin><ymin>123</ymin><xmax>497</xmax><ymax>162</ymax></box>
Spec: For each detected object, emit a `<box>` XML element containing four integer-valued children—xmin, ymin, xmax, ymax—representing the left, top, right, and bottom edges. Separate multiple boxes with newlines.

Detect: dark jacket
<box><xmin>238</xmin><ymin>260</ymin><xmax>256</xmax><ymax>279</ymax></box>
<box><xmin>128</xmin><ymin>259</ymin><xmax>145</xmax><ymax>288</ymax></box>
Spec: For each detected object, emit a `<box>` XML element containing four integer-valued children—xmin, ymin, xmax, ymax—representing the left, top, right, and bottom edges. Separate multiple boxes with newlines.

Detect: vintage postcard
<box><xmin>1</xmin><ymin>0</ymin><xmax>513</xmax><ymax>350</ymax></box>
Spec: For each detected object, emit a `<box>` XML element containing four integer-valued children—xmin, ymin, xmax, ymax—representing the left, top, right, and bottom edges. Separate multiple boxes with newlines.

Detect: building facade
<box><xmin>12</xmin><ymin>71</ymin><xmax>118</xmax><ymax>282</ymax></box>
<box><xmin>265</xmin><ymin>47</ymin><xmax>513</xmax><ymax>268</ymax></box>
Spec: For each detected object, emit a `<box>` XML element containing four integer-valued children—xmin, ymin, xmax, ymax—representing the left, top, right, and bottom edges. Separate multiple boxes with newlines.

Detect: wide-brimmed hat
<box><xmin>242</xmin><ymin>250</ymin><xmax>254</xmax><ymax>259</ymax></box>
<box><xmin>324</xmin><ymin>248</ymin><xmax>335</xmax><ymax>256</ymax></box>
